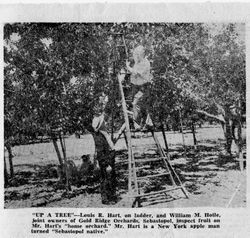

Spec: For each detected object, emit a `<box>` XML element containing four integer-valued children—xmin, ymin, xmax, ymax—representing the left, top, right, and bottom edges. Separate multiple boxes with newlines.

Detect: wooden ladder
<box><xmin>117</xmin><ymin>74</ymin><xmax>189</xmax><ymax>207</ymax></box>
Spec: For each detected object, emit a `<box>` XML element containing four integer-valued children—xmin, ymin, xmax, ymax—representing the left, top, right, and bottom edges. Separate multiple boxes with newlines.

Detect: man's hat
<box><xmin>92</xmin><ymin>114</ymin><xmax>105</xmax><ymax>132</ymax></box>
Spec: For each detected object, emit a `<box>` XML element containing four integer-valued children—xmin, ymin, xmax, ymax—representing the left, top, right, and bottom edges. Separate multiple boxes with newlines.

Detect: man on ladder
<box><xmin>115</xmin><ymin>44</ymin><xmax>154</xmax><ymax>140</ymax></box>
<box><xmin>125</xmin><ymin>45</ymin><xmax>154</xmax><ymax>131</ymax></box>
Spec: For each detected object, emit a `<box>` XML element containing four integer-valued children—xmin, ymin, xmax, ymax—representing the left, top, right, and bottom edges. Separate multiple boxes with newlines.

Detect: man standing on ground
<box><xmin>91</xmin><ymin>114</ymin><xmax>117</xmax><ymax>205</ymax></box>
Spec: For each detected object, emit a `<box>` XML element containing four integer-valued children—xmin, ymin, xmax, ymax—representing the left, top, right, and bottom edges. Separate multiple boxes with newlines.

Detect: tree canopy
<box><xmin>4</xmin><ymin>23</ymin><xmax>245</xmax><ymax>145</ymax></box>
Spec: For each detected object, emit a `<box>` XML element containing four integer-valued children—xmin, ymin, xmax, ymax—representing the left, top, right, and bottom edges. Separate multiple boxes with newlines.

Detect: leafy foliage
<box><xmin>4</xmin><ymin>23</ymin><xmax>245</xmax><ymax>145</ymax></box>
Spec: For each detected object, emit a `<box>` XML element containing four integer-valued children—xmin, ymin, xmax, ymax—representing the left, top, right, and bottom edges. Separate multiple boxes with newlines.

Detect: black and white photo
<box><xmin>3</xmin><ymin>22</ymin><xmax>246</xmax><ymax>209</ymax></box>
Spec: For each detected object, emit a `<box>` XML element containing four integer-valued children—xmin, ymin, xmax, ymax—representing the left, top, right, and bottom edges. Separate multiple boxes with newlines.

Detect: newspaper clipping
<box><xmin>0</xmin><ymin>2</ymin><xmax>249</xmax><ymax>238</ymax></box>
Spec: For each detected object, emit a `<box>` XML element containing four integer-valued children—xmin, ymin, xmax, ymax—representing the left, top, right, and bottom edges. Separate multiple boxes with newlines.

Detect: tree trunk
<box><xmin>232</xmin><ymin>115</ymin><xmax>244</xmax><ymax>170</ymax></box>
<box><xmin>191</xmin><ymin>120</ymin><xmax>197</xmax><ymax>149</ymax></box>
<box><xmin>52</xmin><ymin>137</ymin><xmax>63</xmax><ymax>166</ymax></box>
<box><xmin>236</xmin><ymin>98</ymin><xmax>244</xmax><ymax>170</ymax></box>
<box><xmin>196</xmin><ymin>108</ymin><xmax>234</xmax><ymax>155</ymax></box>
<box><xmin>237</xmin><ymin>123</ymin><xmax>243</xmax><ymax>171</ymax></box>
<box><xmin>6</xmin><ymin>145</ymin><xmax>14</xmax><ymax>178</ymax></box>
<box><xmin>59</xmin><ymin>134</ymin><xmax>66</xmax><ymax>161</ymax></box>
<box><xmin>59</xmin><ymin>134</ymin><xmax>71</xmax><ymax>192</ymax></box>
<box><xmin>179</xmin><ymin>109</ymin><xmax>187</xmax><ymax>157</ymax></box>
<box><xmin>165</xmin><ymin>122</ymin><xmax>170</xmax><ymax>131</ymax></box>
<box><xmin>224</xmin><ymin>117</ymin><xmax>233</xmax><ymax>155</ymax></box>
<box><xmin>160</xmin><ymin>122</ymin><xmax>168</xmax><ymax>152</ymax></box>
<box><xmin>4</xmin><ymin>155</ymin><xmax>9</xmax><ymax>187</ymax></box>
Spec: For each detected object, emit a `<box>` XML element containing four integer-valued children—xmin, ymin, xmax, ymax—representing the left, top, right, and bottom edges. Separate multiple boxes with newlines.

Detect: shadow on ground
<box><xmin>4</xmin><ymin>137</ymin><xmax>245</xmax><ymax>208</ymax></box>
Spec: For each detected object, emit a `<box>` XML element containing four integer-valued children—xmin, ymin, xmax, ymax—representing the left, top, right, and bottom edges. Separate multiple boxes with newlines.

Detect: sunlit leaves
<box><xmin>4</xmin><ymin>23</ymin><xmax>245</xmax><ymax>142</ymax></box>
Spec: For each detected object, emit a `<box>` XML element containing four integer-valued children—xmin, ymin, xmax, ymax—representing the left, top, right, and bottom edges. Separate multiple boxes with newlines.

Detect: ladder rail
<box><xmin>152</xmin><ymin>132</ymin><xmax>189</xmax><ymax>198</ymax></box>
<box><xmin>118</xmin><ymin>75</ymin><xmax>139</xmax><ymax>196</ymax></box>
<box><xmin>151</xmin><ymin>131</ymin><xmax>176</xmax><ymax>186</ymax></box>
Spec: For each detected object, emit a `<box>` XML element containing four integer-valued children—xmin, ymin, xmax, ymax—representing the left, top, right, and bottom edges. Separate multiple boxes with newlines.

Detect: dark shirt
<box><xmin>92</xmin><ymin>132</ymin><xmax>110</xmax><ymax>154</ymax></box>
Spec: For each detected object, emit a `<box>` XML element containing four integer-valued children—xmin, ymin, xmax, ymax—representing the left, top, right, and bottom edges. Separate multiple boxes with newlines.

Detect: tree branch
<box><xmin>196</xmin><ymin>109</ymin><xmax>225</xmax><ymax>123</ymax></box>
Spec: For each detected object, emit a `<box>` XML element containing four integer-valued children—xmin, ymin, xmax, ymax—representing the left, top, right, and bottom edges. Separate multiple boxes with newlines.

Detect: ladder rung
<box><xmin>137</xmin><ymin>172</ymin><xmax>170</xmax><ymax>180</ymax></box>
<box><xmin>134</xmin><ymin>186</ymin><xmax>181</xmax><ymax>198</ymax></box>
<box><xmin>117</xmin><ymin>157</ymin><xmax>169</xmax><ymax>164</ymax></box>
<box><xmin>132</xmin><ymin>144</ymin><xmax>157</xmax><ymax>148</ymax></box>
<box><xmin>235</xmin><ymin>158</ymin><xmax>246</xmax><ymax>161</ymax></box>
<box><xmin>132</xmin><ymin>148</ymin><xmax>157</xmax><ymax>151</ymax></box>
<box><xmin>135</xmin><ymin>157</ymin><xmax>168</xmax><ymax>163</ymax></box>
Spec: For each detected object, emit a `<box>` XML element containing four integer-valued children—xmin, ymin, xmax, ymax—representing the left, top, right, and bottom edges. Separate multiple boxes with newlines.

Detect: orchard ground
<box><xmin>4</xmin><ymin>125</ymin><xmax>246</xmax><ymax>208</ymax></box>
